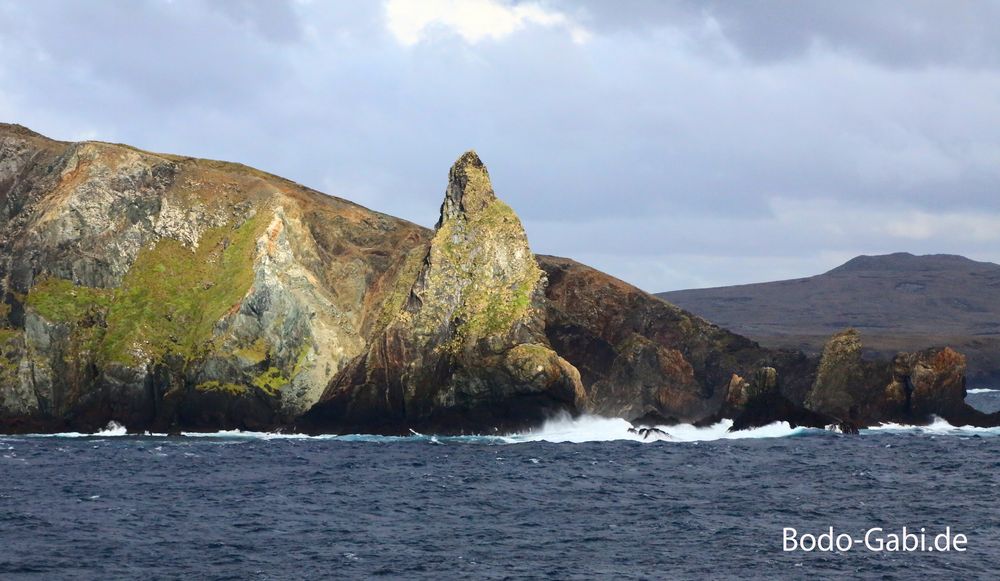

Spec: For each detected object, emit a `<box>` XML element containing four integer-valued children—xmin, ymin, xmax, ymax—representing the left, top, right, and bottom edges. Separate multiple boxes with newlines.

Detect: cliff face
<box><xmin>0</xmin><ymin>123</ymin><xmax>427</xmax><ymax>432</ymax></box>
<box><xmin>0</xmin><ymin>123</ymin><xmax>991</xmax><ymax>434</ymax></box>
<box><xmin>537</xmin><ymin>255</ymin><xmax>816</xmax><ymax>423</ymax></box>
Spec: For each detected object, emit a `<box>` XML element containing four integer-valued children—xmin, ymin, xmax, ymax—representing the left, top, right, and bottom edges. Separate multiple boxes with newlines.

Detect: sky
<box><xmin>1</xmin><ymin>0</ymin><xmax>999</xmax><ymax>292</ymax></box>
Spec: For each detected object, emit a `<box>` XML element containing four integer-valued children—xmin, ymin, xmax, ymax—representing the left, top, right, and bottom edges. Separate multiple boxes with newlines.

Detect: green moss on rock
<box><xmin>102</xmin><ymin>213</ymin><xmax>265</xmax><ymax>365</ymax></box>
<box><xmin>422</xmin><ymin>195</ymin><xmax>542</xmax><ymax>353</ymax></box>
<box><xmin>234</xmin><ymin>338</ymin><xmax>269</xmax><ymax>365</ymax></box>
<box><xmin>291</xmin><ymin>343</ymin><xmax>310</xmax><ymax>375</ymax></box>
<box><xmin>505</xmin><ymin>343</ymin><xmax>554</xmax><ymax>379</ymax></box>
<box><xmin>0</xmin><ymin>329</ymin><xmax>23</xmax><ymax>379</ymax></box>
<box><xmin>196</xmin><ymin>380</ymin><xmax>248</xmax><ymax>396</ymax></box>
<box><xmin>806</xmin><ymin>328</ymin><xmax>864</xmax><ymax>417</ymax></box>
<box><xmin>252</xmin><ymin>366</ymin><xmax>288</xmax><ymax>396</ymax></box>
<box><xmin>373</xmin><ymin>245</ymin><xmax>427</xmax><ymax>333</ymax></box>
<box><xmin>0</xmin><ymin>328</ymin><xmax>22</xmax><ymax>345</ymax></box>
<box><xmin>25</xmin><ymin>278</ymin><xmax>113</xmax><ymax>323</ymax></box>
<box><xmin>23</xmin><ymin>213</ymin><xmax>266</xmax><ymax>368</ymax></box>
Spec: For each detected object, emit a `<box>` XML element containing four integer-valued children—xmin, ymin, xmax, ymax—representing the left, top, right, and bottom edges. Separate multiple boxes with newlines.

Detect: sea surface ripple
<box><xmin>2</xmin><ymin>390</ymin><xmax>1000</xmax><ymax>580</ymax></box>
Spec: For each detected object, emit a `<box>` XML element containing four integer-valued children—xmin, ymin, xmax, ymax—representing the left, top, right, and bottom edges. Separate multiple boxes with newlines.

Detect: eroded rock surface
<box><xmin>0</xmin><ymin>123</ymin><xmax>426</xmax><ymax>432</ymax></box>
<box><xmin>538</xmin><ymin>255</ymin><xmax>818</xmax><ymax>426</ymax></box>
<box><xmin>802</xmin><ymin>329</ymin><xmax>996</xmax><ymax>429</ymax></box>
<box><xmin>0</xmin><ymin>123</ymin><xmax>993</xmax><ymax>434</ymax></box>
<box><xmin>302</xmin><ymin>152</ymin><xmax>586</xmax><ymax>433</ymax></box>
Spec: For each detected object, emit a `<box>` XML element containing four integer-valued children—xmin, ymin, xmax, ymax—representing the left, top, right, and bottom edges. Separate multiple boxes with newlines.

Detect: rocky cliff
<box><xmin>301</xmin><ymin>152</ymin><xmax>585</xmax><ymax>433</ymax></box>
<box><xmin>0</xmin><ymin>123</ymin><xmax>427</xmax><ymax>432</ymax></box>
<box><xmin>0</xmin><ymin>123</ymin><xmax>991</xmax><ymax>434</ymax></box>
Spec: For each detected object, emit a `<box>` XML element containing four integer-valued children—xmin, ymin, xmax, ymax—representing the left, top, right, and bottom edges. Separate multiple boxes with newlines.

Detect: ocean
<box><xmin>2</xmin><ymin>390</ymin><xmax>1000</xmax><ymax>580</ymax></box>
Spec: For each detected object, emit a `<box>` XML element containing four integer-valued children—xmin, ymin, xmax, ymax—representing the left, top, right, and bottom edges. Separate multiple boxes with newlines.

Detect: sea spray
<box><xmin>15</xmin><ymin>416</ymin><xmax>1000</xmax><ymax>442</ymax></box>
<box><xmin>509</xmin><ymin>413</ymin><xmax>807</xmax><ymax>443</ymax></box>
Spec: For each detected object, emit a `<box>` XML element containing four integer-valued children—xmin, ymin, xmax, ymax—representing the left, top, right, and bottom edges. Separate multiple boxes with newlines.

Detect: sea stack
<box><xmin>301</xmin><ymin>151</ymin><xmax>587</xmax><ymax>433</ymax></box>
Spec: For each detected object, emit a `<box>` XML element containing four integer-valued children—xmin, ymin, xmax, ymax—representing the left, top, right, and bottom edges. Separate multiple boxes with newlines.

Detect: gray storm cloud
<box><xmin>1</xmin><ymin>0</ymin><xmax>998</xmax><ymax>291</ymax></box>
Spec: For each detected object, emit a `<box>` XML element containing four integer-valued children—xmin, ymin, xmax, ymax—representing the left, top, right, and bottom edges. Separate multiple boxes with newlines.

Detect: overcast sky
<box><xmin>2</xmin><ymin>0</ymin><xmax>999</xmax><ymax>291</ymax></box>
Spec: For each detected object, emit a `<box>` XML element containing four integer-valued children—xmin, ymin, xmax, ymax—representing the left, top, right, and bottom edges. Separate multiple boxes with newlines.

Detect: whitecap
<box><xmin>864</xmin><ymin>416</ymin><xmax>1000</xmax><ymax>437</ymax></box>
<box><xmin>180</xmin><ymin>430</ymin><xmax>328</xmax><ymax>441</ymax></box>
<box><xmin>99</xmin><ymin>421</ymin><xmax>128</xmax><ymax>436</ymax></box>
<box><xmin>507</xmin><ymin>413</ymin><xmax>810</xmax><ymax>443</ymax></box>
<box><xmin>34</xmin><ymin>420</ymin><xmax>132</xmax><ymax>438</ymax></box>
<box><xmin>11</xmin><ymin>413</ymin><xmax>1000</xmax><ymax>442</ymax></box>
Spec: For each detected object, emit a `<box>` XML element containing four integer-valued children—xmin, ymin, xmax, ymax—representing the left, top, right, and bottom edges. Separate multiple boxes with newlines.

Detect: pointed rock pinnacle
<box><xmin>438</xmin><ymin>150</ymin><xmax>496</xmax><ymax>226</ymax></box>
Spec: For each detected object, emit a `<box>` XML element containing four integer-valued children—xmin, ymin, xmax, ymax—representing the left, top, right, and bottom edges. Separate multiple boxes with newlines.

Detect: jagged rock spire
<box><xmin>438</xmin><ymin>150</ymin><xmax>496</xmax><ymax>226</ymax></box>
<box><xmin>306</xmin><ymin>149</ymin><xmax>588</xmax><ymax>433</ymax></box>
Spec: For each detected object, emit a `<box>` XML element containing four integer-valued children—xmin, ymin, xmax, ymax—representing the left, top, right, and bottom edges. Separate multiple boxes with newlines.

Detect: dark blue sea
<box><xmin>2</xmin><ymin>390</ymin><xmax>1000</xmax><ymax>580</ymax></box>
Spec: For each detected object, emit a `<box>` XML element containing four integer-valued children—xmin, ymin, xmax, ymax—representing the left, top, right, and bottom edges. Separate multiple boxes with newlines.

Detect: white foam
<box><xmin>508</xmin><ymin>413</ymin><xmax>807</xmax><ymax>443</ymax></box>
<box><xmin>18</xmin><ymin>415</ymin><xmax>805</xmax><ymax>444</ymax></box>
<box><xmin>180</xmin><ymin>430</ymin><xmax>330</xmax><ymax>440</ymax></box>
<box><xmin>510</xmin><ymin>415</ymin><xmax>640</xmax><ymax>443</ymax></box>
<box><xmin>12</xmin><ymin>414</ymin><xmax>1000</xmax><ymax>442</ymax></box>
<box><xmin>864</xmin><ymin>416</ymin><xmax>1000</xmax><ymax>436</ymax></box>
<box><xmin>967</xmin><ymin>388</ymin><xmax>998</xmax><ymax>394</ymax></box>
<box><xmin>39</xmin><ymin>420</ymin><xmax>131</xmax><ymax>438</ymax></box>
<box><xmin>100</xmin><ymin>421</ymin><xmax>128</xmax><ymax>436</ymax></box>
<box><xmin>178</xmin><ymin>429</ymin><xmax>503</xmax><ymax>444</ymax></box>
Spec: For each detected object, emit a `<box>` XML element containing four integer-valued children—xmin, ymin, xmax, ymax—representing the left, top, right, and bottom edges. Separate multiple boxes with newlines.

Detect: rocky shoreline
<box><xmin>0</xmin><ymin>123</ymin><xmax>995</xmax><ymax>435</ymax></box>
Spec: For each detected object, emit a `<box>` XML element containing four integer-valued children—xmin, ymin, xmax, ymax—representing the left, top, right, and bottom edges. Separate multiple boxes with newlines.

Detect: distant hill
<box><xmin>658</xmin><ymin>253</ymin><xmax>1000</xmax><ymax>387</ymax></box>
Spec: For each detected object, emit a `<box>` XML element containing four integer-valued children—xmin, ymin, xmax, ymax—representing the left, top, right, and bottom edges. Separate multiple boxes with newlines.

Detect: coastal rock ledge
<box><xmin>0</xmin><ymin>123</ymin><xmax>995</xmax><ymax>434</ymax></box>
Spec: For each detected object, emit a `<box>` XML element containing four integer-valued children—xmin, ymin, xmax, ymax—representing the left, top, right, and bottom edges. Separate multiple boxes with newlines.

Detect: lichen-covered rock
<box><xmin>725</xmin><ymin>373</ymin><xmax>752</xmax><ymax>410</ymax></box>
<box><xmin>804</xmin><ymin>329</ymin><xmax>883</xmax><ymax>421</ymax></box>
<box><xmin>884</xmin><ymin>347</ymin><xmax>993</xmax><ymax>425</ymax></box>
<box><xmin>803</xmin><ymin>329</ymin><xmax>997</xmax><ymax>428</ymax></box>
<box><xmin>725</xmin><ymin>367</ymin><xmax>778</xmax><ymax>410</ymax></box>
<box><xmin>0</xmin><ymin>330</ymin><xmax>33</xmax><ymax>416</ymax></box>
<box><xmin>0</xmin><ymin>123</ymin><xmax>426</xmax><ymax>432</ymax></box>
<box><xmin>720</xmin><ymin>366</ymin><xmax>833</xmax><ymax>430</ymax></box>
<box><xmin>303</xmin><ymin>152</ymin><xmax>587</xmax><ymax>433</ymax></box>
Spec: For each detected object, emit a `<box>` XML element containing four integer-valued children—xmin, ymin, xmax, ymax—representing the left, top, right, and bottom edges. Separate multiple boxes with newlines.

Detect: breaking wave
<box><xmin>967</xmin><ymin>388</ymin><xmax>998</xmax><ymax>394</ymax></box>
<box><xmin>507</xmin><ymin>413</ymin><xmax>808</xmax><ymax>443</ymax></box>
<box><xmin>863</xmin><ymin>416</ymin><xmax>1000</xmax><ymax>436</ymax></box>
<box><xmin>13</xmin><ymin>415</ymin><xmax>1000</xmax><ymax>443</ymax></box>
<box><xmin>31</xmin><ymin>421</ymin><xmax>130</xmax><ymax>438</ymax></box>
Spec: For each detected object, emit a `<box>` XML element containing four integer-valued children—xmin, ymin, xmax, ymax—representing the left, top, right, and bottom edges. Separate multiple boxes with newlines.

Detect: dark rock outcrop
<box><xmin>805</xmin><ymin>329</ymin><xmax>887</xmax><ymax>425</ymax></box>
<box><xmin>719</xmin><ymin>367</ymin><xmax>833</xmax><ymax>431</ymax></box>
<box><xmin>802</xmin><ymin>329</ymin><xmax>998</xmax><ymax>429</ymax></box>
<box><xmin>539</xmin><ymin>255</ymin><xmax>819</xmax><ymax>426</ymax></box>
